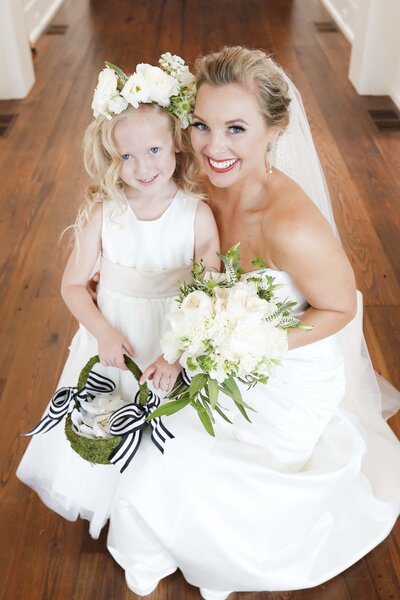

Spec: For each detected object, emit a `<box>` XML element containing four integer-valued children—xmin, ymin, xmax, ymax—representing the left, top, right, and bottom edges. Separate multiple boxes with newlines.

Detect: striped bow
<box><xmin>24</xmin><ymin>371</ymin><xmax>115</xmax><ymax>436</ymax></box>
<box><xmin>108</xmin><ymin>390</ymin><xmax>174</xmax><ymax>472</ymax></box>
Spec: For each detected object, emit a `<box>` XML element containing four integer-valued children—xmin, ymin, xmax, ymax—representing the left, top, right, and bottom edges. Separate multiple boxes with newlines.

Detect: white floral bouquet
<box><xmin>149</xmin><ymin>245</ymin><xmax>311</xmax><ymax>435</ymax></box>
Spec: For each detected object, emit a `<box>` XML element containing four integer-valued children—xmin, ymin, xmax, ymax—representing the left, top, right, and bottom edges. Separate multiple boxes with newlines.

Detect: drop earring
<box><xmin>266</xmin><ymin>138</ymin><xmax>277</xmax><ymax>175</ymax></box>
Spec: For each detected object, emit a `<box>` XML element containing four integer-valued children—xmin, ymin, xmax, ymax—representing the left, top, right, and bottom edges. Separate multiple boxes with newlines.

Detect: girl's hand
<box><xmin>140</xmin><ymin>355</ymin><xmax>181</xmax><ymax>392</ymax></box>
<box><xmin>97</xmin><ymin>325</ymin><xmax>135</xmax><ymax>370</ymax></box>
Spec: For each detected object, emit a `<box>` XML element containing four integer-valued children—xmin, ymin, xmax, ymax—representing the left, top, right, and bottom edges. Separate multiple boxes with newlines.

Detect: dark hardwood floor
<box><xmin>0</xmin><ymin>1</ymin><xmax>399</xmax><ymax>598</ymax></box>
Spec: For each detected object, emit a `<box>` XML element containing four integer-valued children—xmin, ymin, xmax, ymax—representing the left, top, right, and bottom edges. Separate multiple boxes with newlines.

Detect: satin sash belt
<box><xmin>100</xmin><ymin>256</ymin><xmax>192</xmax><ymax>299</ymax></box>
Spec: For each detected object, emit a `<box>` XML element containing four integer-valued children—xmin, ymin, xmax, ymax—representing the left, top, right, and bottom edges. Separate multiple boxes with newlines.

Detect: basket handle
<box><xmin>77</xmin><ymin>354</ymin><xmax>149</xmax><ymax>406</ymax></box>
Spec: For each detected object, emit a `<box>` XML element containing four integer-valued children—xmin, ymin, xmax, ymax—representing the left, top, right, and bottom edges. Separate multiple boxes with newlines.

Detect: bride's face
<box><xmin>190</xmin><ymin>83</ymin><xmax>274</xmax><ymax>188</ymax></box>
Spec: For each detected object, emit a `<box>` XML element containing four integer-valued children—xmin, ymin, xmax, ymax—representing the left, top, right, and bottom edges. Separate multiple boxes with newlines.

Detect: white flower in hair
<box><xmin>91</xmin><ymin>66</ymin><xmax>128</xmax><ymax>119</ymax></box>
<box><xmin>91</xmin><ymin>55</ymin><xmax>195</xmax><ymax>127</ymax></box>
<box><xmin>108</xmin><ymin>95</ymin><xmax>129</xmax><ymax>115</ymax></box>
<box><xmin>121</xmin><ymin>71</ymin><xmax>150</xmax><ymax>108</ymax></box>
<box><xmin>159</xmin><ymin>52</ymin><xmax>195</xmax><ymax>86</ymax></box>
<box><xmin>136</xmin><ymin>63</ymin><xmax>180</xmax><ymax>107</ymax></box>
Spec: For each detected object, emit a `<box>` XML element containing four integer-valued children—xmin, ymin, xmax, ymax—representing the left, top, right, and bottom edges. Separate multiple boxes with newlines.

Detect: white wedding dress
<box><xmin>107</xmin><ymin>271</ymin><xmax>400</xmax><ymax>596</ymax></box>
<box><xmin>17</xmin><ymin>189</ymin><xmax>198</xmax><ymax>538</ymax></box>
<box><xmin>107</xmin><ymin>71</ymin><xmax>400</xmax><ymax>597</ymax></box>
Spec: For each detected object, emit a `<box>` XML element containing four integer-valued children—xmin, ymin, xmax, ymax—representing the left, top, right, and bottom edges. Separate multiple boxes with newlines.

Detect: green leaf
<box><xmin>207</xmin><ymin>378</ymin><xmax>219</xmax><ymax>408</ymax></box>
<box><xmin>189</xmin><ymin>373</ymin><xmax>207</xmax><ymax>399</ymax></box>
<box><xmin>145</xmin><ymin>396</ymin><xmax>190</xmax><ymax>420</ymax></box>
<box><xmin>220</xmin><ymin>379</ymin><xmax>255</xmax><ymax>411</ymax></box>
<box><xmin>221</xmin><ymin>377</ymin><xmax>242</xmax><ymax>405</ymax></box>
<box><xmin>213</xmin><ymin>404</ymin><xmax>233</xmax><ymax>424</ymax></box>
<box><xmin>200</xmin><ymin>394</ymin><xmax>215</xmax><ymax>423</ymax></box>
<box><xmin>193</xmin><ymin>402</ymin><xmax>215</xmax><ymax>436</ymax></box>
<box><xmin>251</xmin><ymin>257</ymin><xmax>267</xmax><ymax>269</ymax></box>
<box><xmin>234</xmin><ymin>401</ymin><xmax>252</xmax><ymax>423</ymax></box>
<box><xmin>105</xmin><ymin>61</ymin><xmax>128</xmax><ymax>82</ymax></box>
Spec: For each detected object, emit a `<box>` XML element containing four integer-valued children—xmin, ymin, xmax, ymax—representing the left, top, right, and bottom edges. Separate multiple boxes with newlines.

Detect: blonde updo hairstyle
<box><xmin>194</xmin><ymin>46</ymin><xmax>291</xmax><ymax>131</ymax></box>
<box><xmin>74</xmin><ymin>103</ymin><xmax>200</xmax><ymax>239</ymax></box>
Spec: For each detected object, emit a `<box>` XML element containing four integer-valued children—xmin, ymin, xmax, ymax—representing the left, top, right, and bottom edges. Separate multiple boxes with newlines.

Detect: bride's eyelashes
<box><xmin>192</xmin><ymin>121</ymin><xmax>209</xmax><ymax>131</ymax></box>
<box><xmin>228</xmin><ymin>125</ymin><xmax>246</xmax><ymax>134</ymax></box>
<box><xmin>192</xmin><ymin>122</ymin><xmax>246</xmax><ymax>134</ymax></box>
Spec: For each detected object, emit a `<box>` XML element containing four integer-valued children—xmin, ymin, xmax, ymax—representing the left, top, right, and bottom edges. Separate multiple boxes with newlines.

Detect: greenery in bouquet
<box><xmin>149</xmin><ymin>244</ymin><xmax>312</xmax><ymax>435</ymax></box>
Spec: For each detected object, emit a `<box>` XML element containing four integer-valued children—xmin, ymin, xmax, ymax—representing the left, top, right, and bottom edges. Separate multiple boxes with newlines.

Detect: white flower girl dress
<box><xmin>17</xmin><ymin>189</ymin><xmax>198</xmax><ymax>539</ymax></box>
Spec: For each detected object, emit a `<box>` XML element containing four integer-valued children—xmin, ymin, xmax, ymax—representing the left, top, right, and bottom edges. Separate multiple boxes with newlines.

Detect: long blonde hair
<box><xmin>73</xmin><ymin>104</ymin><xmax>201</xmax><ymax>240</ymax></box>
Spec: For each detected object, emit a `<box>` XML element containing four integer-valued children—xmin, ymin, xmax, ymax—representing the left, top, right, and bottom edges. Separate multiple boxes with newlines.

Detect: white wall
<box><xmin>321</xmin><ymin>0</ymin><xmax>359</xmax><ymax>42</ymax></box>
<box><xmin>23</xmin><ymin>0</ymin><xmax>65</xmax><ymax>44</ymax></box>
<box><xmin>322</xmin><ymin>0</ymin><xmax>400</xmax><ymax>109</ymax></box>
<box><xmin>0</xmin><ymin>0</ymin><xmax>35</xmax><ymax>99</ymax></box>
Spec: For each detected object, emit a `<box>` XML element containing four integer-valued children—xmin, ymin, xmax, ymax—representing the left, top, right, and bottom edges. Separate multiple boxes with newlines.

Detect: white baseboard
<box><xmin>24</xmin><ymin>0</ymin><xmax>65</xmax><ymax>45</ymax></box>
<box><xmin>391</xmin><ymin>91</ymin><xmax>400</xmax><ymax>110</ymax></box>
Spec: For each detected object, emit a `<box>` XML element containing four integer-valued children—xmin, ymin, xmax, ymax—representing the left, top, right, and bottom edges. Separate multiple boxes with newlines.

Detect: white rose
<box><xmin>225</xmin><ymin>286</ymin><xmax>259</xmax><ymax>318</ymax></box>
<box><xmin>181</xmin><ymin>290</ymin><xmax>213</xmax><ymax>320</ymax></box>
<box><xmin>136</xmin><ymin>64</ymin><xmax>180</xmax><ymax>106</ymax></box>
<box><xmin>92</xmin><ymin>67</ymin><xmax>119</xmax><ymax>118</ymax></box>
<box><xmin>121</xmin><ymin>71</ymin><xmax>150</xmax><ymax>108</ymax></box>
<box><xmin>244</xmin><ymin>295</ymin><xmax>272</xmax><ymax>320</ymax></box>
<box><xmin>213</xmin><ymin>287</ymin><xmax>230</xmax><ymax>312</ymax></box>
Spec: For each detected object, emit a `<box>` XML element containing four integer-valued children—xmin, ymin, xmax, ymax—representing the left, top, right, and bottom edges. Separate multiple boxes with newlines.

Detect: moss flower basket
<box><xmin>64</xmin><ymin>354</ymin><xmax>149</xmax><ymax>465</ymax></box>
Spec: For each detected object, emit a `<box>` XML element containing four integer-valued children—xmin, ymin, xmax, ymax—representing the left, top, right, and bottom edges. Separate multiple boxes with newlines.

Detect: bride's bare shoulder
<box><xmin>263</xmin><ymin>169</ymin><xmax>335</xmax><ymax>254</ymax></box>
<box><xmin>267</xmin><ymin>170</ymin><xmax>330</xmax><ymax>230</ymax></box>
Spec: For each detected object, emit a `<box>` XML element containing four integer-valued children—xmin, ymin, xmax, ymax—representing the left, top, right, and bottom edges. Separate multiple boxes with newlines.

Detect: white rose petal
<box><xmin>70</xmin><ymin>394</ymin><xmax>127</xmax><ymax>439</ymax></box>
<box><xmin>108</xmin><ymin>94</ymin><xmax>129</xmax><ymax>115</ymax></box>
<box><xmin>181</xmin><ymin>291</ymin><xmax>213</xmax><ymax>319</ymax></box>
<box><xmin>121</xmin><ymin>72</ymin><xmax>150</xmax><ymax>108</ymax></box>
<box><xmin>136</xmin><ymin>64</ymin><xmax>179</xmax><ymax>106</ymax></box>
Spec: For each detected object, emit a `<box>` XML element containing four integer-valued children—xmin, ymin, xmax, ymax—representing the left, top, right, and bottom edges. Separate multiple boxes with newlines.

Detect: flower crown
<box><xmin>91</xmin><ymin>53</ymin><xmax>196</xmax><ymax>128</ymax></box>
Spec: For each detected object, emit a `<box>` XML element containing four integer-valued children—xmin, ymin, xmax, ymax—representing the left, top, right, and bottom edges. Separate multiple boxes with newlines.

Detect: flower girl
<box><xmin>17</xmin><ymin>54</ymin><xmax>220</xmax><ymax>538</ymax></box>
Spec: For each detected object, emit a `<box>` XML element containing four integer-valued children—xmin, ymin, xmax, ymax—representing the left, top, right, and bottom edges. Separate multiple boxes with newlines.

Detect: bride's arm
<box><xmin>267</xmin><ymin>199</ymin><xmax>357</xmax><ymax>350</ymax></box>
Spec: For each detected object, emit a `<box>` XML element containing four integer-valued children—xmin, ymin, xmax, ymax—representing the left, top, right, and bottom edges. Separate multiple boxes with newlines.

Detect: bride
<box><xmin>107</xmin><ymin>47</ymin><xmax>400</xmax><ymax>599</ymax></box>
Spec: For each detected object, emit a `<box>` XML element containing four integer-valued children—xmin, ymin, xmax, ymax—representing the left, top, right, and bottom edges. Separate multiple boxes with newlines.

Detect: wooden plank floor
<box><xmin>0</xmin><ymin>0</ymin><xmax>399</xmax><ymax>598</ymax></box>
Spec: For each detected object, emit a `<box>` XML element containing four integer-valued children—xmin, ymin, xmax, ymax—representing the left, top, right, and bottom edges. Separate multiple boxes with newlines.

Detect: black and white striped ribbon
<box><xmin>181</xmin><ymin>369</ymin><xmax>191</xmax><ymax>386</ymax></box>
<box><xmin>108</xmin><ymin>390</ymin><xmax>174</xmax><ymax>472</ymax></box>
<box><xmin>24</xmin><ymin>371</ymin><xmax>115</xmax><ymax>436</ymax></box>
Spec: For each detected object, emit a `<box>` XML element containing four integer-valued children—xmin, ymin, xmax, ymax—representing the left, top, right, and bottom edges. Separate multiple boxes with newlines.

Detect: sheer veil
<box><xmin>275</xmin><ymin>69</ymin><xmax>400</xmax><ymax>420</ymax></box>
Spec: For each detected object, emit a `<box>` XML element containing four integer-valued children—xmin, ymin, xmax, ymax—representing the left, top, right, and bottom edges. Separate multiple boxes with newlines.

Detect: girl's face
<box><xmin>113</xmin><ymin>107</ymin><xmax>177</xmax><ymax>198</ymax></box>
<box><xmin>190</xmin><ymin>83</ymin><xmax>275</xmax><ymax>189</ymax></box>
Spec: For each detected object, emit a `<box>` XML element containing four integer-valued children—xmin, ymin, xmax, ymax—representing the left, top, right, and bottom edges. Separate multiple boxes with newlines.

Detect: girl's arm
<box><xmin>194</xmin><ymin>200</ymin><xmax>221</xmax><ymax>271</ymax></box>
<box><xmin>267</xmin><ymin>201</ymin><xmax>357</xmax><ymax>350</ymax></box>
<box><xmin>61</xmin><ymin>206</ymin><xmax>135</xmax><ymax>369</ymax></box>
